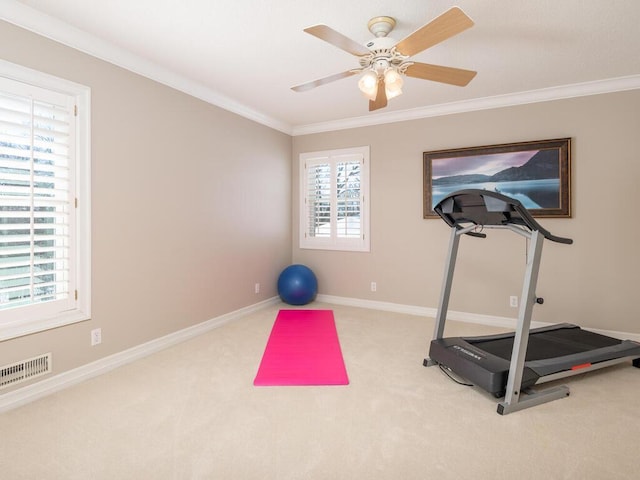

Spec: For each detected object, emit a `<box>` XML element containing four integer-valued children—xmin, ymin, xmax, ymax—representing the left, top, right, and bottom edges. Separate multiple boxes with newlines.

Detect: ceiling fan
<box><xmin>291</xmin><ymin>7</ymin><xmax>477</xmax><ymax>112</ymax></box>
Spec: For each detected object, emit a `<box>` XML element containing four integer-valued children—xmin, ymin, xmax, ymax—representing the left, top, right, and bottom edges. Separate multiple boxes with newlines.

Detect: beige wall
<box><xmin>0</xmin><ymin>22</ymin><xmax>292</xmax><ymax>388</ymax></box>
<box><xmin>293</xmin><ymin>90</ymin><xmax>640</xmax><ymax>335</ymax></box>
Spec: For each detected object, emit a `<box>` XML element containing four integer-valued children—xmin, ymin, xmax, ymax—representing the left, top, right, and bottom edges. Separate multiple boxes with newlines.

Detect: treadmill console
<box><xmin>434</xmin><ymin>189</ymin><xmax>573</xmax><ymax>244</ymax></box>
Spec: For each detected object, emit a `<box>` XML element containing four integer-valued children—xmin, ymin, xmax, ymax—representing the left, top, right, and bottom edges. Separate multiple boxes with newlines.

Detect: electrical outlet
<box><xmin>91</xmin><ymin>328</ymin><xmax>102</xmax><ymax>346</ymax></box>
<box><xmin>510</xmin><ymin>296</ymin><xmax>518</xmax><ymax>308</ymax></box>
<box><xmin>371</xmin><ymin>282</ymin><xmax>377</xmax><ymax>292</ymax></box>
<box><xmin>255</xmin><ymin>283</ymin><xmax>260</xmax><ymax>294</ymax></box>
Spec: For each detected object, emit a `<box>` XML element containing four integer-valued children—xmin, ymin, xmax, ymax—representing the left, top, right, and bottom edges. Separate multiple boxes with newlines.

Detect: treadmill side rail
<box><xmin>536</xmin><ymin>355</ymin><xmax>640</xmax><ymax>384</ymax></box>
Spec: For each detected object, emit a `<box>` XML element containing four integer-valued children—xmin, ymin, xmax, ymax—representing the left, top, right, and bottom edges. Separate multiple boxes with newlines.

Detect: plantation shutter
<box><xmin>335</xmin><ymin>157</ymin><xmax>362</xmax><ymax>239</ymax></box>
<box><xmin>301</xmin><ymin>147</ymin><xmax>368</xmax><ymax>251</ymax></box>
<box><xmin>0</xmin><ymin>79</ymin><xmax>75</xmax><ymax>313</ymax></box>
<box><xmin>305</xmin><ymin>160</ymin><xmax>332</xmax><ymax>239</ymax></box>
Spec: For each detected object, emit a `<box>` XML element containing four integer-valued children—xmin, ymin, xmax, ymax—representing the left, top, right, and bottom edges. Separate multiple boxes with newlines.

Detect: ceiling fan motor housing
<box><xmin>365</xmin><ymin>36</ymin><xmax>395</xmax><ymax>50</ymax></box>
<box><xmin>360</xmin><ymin>37</ymin><xmax>410</xmax><ymax>76</ymax></box>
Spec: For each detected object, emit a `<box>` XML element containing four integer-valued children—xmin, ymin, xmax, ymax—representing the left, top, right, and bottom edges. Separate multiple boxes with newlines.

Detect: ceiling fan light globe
<box><xmin>384</xmin><ymin>68</ymin><xmax>402</xmax><ymax>86</ymax></box>
<box><xmin>358</xmin><ymin>71</ymin><xmax>379</xmax><ymax>100</ymax></box>
<box><xmin>384</xmin><ymin>68</ymin><xmax>404</xmax><ymax>99</ymax></box>
<box><xmin>385</xmin><ymin>85</ymin><xmax>403</xmax><ymax>100</ymax></box>
<box><xmin>360</xmin><ymin>85</ymin><xmax>379</xmax><ymax>101</ymax></box>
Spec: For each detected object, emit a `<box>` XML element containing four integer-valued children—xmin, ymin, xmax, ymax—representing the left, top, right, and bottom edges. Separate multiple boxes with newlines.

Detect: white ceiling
<box><xmin>3</xmin><ymin>0</ymin><xmax>640</xmax><ymax>134</ymax></box>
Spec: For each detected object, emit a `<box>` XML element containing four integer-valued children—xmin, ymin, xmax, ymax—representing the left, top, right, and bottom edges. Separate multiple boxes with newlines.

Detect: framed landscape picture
<box><xmin>423</xmin><ymin>138</ymin><xmax>571</xmax><ymax>218</ymax></box>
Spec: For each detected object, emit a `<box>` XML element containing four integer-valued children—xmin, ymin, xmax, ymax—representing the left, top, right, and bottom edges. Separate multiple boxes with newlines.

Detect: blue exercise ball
<box><xmin>277</xmin><ymin>264</ymin><xmax>318</xmax><ymax>305</ymax></box>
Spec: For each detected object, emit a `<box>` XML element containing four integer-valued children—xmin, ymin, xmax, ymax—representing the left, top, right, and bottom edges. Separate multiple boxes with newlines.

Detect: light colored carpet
<box><xmin>1</xmin><ymin>302</ymin><xmax>638</xmax><ymax>479</ymax></box>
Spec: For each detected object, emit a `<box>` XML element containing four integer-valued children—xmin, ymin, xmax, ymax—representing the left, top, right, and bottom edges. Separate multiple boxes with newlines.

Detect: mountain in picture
<box><xmin>433</xmin><ymin>150</ymin><xmax>559</xmax><ymax>186</ymax></box>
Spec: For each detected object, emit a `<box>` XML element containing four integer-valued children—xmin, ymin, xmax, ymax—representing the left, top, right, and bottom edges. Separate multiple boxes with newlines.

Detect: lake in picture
<box><xmin>431</xmin><ymin>178</ymin><xmax>560</xmax><ymax>210</ymax></box>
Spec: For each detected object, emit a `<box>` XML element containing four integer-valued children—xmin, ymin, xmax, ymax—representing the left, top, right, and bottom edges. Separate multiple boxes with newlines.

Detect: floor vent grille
<box><xmin>0</xmin><ymin>353</ymin><xmax>52</xmax><ymax>390</ymax></box>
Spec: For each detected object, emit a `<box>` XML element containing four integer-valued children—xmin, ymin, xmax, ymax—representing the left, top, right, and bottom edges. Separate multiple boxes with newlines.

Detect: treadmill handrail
<box><xmin>434</xmin><ymin>189</ymin><xmax>573</xmax><ymax>244</ymax></box>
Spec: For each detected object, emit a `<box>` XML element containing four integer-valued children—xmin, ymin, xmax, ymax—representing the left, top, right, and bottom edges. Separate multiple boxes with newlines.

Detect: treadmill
<box><xmin>424</xmin><ymin>189</ymin><xmax>640</xmax><ymax>415</ymax></box>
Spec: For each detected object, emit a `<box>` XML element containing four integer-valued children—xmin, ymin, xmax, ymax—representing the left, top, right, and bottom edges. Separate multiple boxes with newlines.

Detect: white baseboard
<box><xmin>316</xmin><ymin>294</ymin><xmax>640</xmax><ymax>342</ymax></box>
<box><xmin>317</xmin><ymin>293</ymin><xmax>525</xmax><ymax>329</ymax></box>
<box><xmin>0</xmin><ymin>296</ymin><xmax>280</xmax><ymax>414</ymax></box>
<box><xmin>316</xmin><ymin>294</ymin><xmax>438</xmax><ymax>318</ymax></box>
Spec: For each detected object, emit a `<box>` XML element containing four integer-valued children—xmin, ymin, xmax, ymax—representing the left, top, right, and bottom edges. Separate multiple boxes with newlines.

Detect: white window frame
<box><xmin>0</xmin><ymin>59</ymin><xmax>91</xmax><ymax>341</ymax></box>
<box><xmin>299</xmin><ymin>146</ymin><xmax>370</xmax><ymax>252</ymax></box>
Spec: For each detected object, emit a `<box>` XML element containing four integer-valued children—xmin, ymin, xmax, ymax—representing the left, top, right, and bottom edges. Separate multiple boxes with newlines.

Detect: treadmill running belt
<box><xmin>471</xmin><ymin>327</ymin><xmax>622</xmax><ymax>362</ymax></box>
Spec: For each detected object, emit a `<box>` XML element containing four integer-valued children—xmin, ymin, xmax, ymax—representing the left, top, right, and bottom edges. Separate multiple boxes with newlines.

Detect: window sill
<box><xmin>0</xmin><ymin>309</ymin><xmax>91</xmax><ymax>342</ymax></box>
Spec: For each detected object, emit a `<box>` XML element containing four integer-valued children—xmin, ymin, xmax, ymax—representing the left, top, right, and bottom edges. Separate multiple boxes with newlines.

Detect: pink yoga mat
<box><xmin>253</xmin><ymin>309</ymin><xmax>349</xmax><ymax>386</ymax></box>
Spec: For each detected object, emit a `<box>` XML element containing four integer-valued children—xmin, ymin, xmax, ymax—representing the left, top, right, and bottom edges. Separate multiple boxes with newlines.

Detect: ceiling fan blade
<box><xmin>404</xmin><ymin>62</ymin><xmax>477</xmax><ymax>86</ymax></box>
<box><xmin>291</xmin><ymin>70</ymin><xmax>357</xmax><ymax>92</ymax></box>
<box><xmin>369</xmin><ymin>78</ymin><xmax>388</xmax><ymax>111</ymax></box>
<box><xmin>395</xmin><ymin>7</ymin><xmax>474</xmax><ymax>57</ymax></box>
<box><xmin>304</xmin><ymin>25</ymin><xmax>371</xmax><ymax>56</ymax></box>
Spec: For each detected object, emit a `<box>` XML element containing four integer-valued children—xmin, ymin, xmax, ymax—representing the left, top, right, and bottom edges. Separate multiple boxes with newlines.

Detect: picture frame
<box><xmin>423</xmin><ymin>138</ymin><xmax>571</xmax><ymax>218</ymax></box>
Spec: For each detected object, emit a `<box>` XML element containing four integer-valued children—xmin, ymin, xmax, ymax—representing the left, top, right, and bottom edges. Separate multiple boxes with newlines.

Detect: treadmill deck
<box><xmin>428</xmin><ymin>323</ymin><xmax>640</xmax><ymax>395</ymax></box>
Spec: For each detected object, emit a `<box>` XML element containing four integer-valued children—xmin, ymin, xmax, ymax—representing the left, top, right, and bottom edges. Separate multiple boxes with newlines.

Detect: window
<box><xmin>300</xmin><ymin>146</ymin><xmax>370</xmax><ymax>252</ymax></box>
<box><xmin>0</xmin><ymin>60</ymin><xmax>90</xmax><ymax>341</ymax></box>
